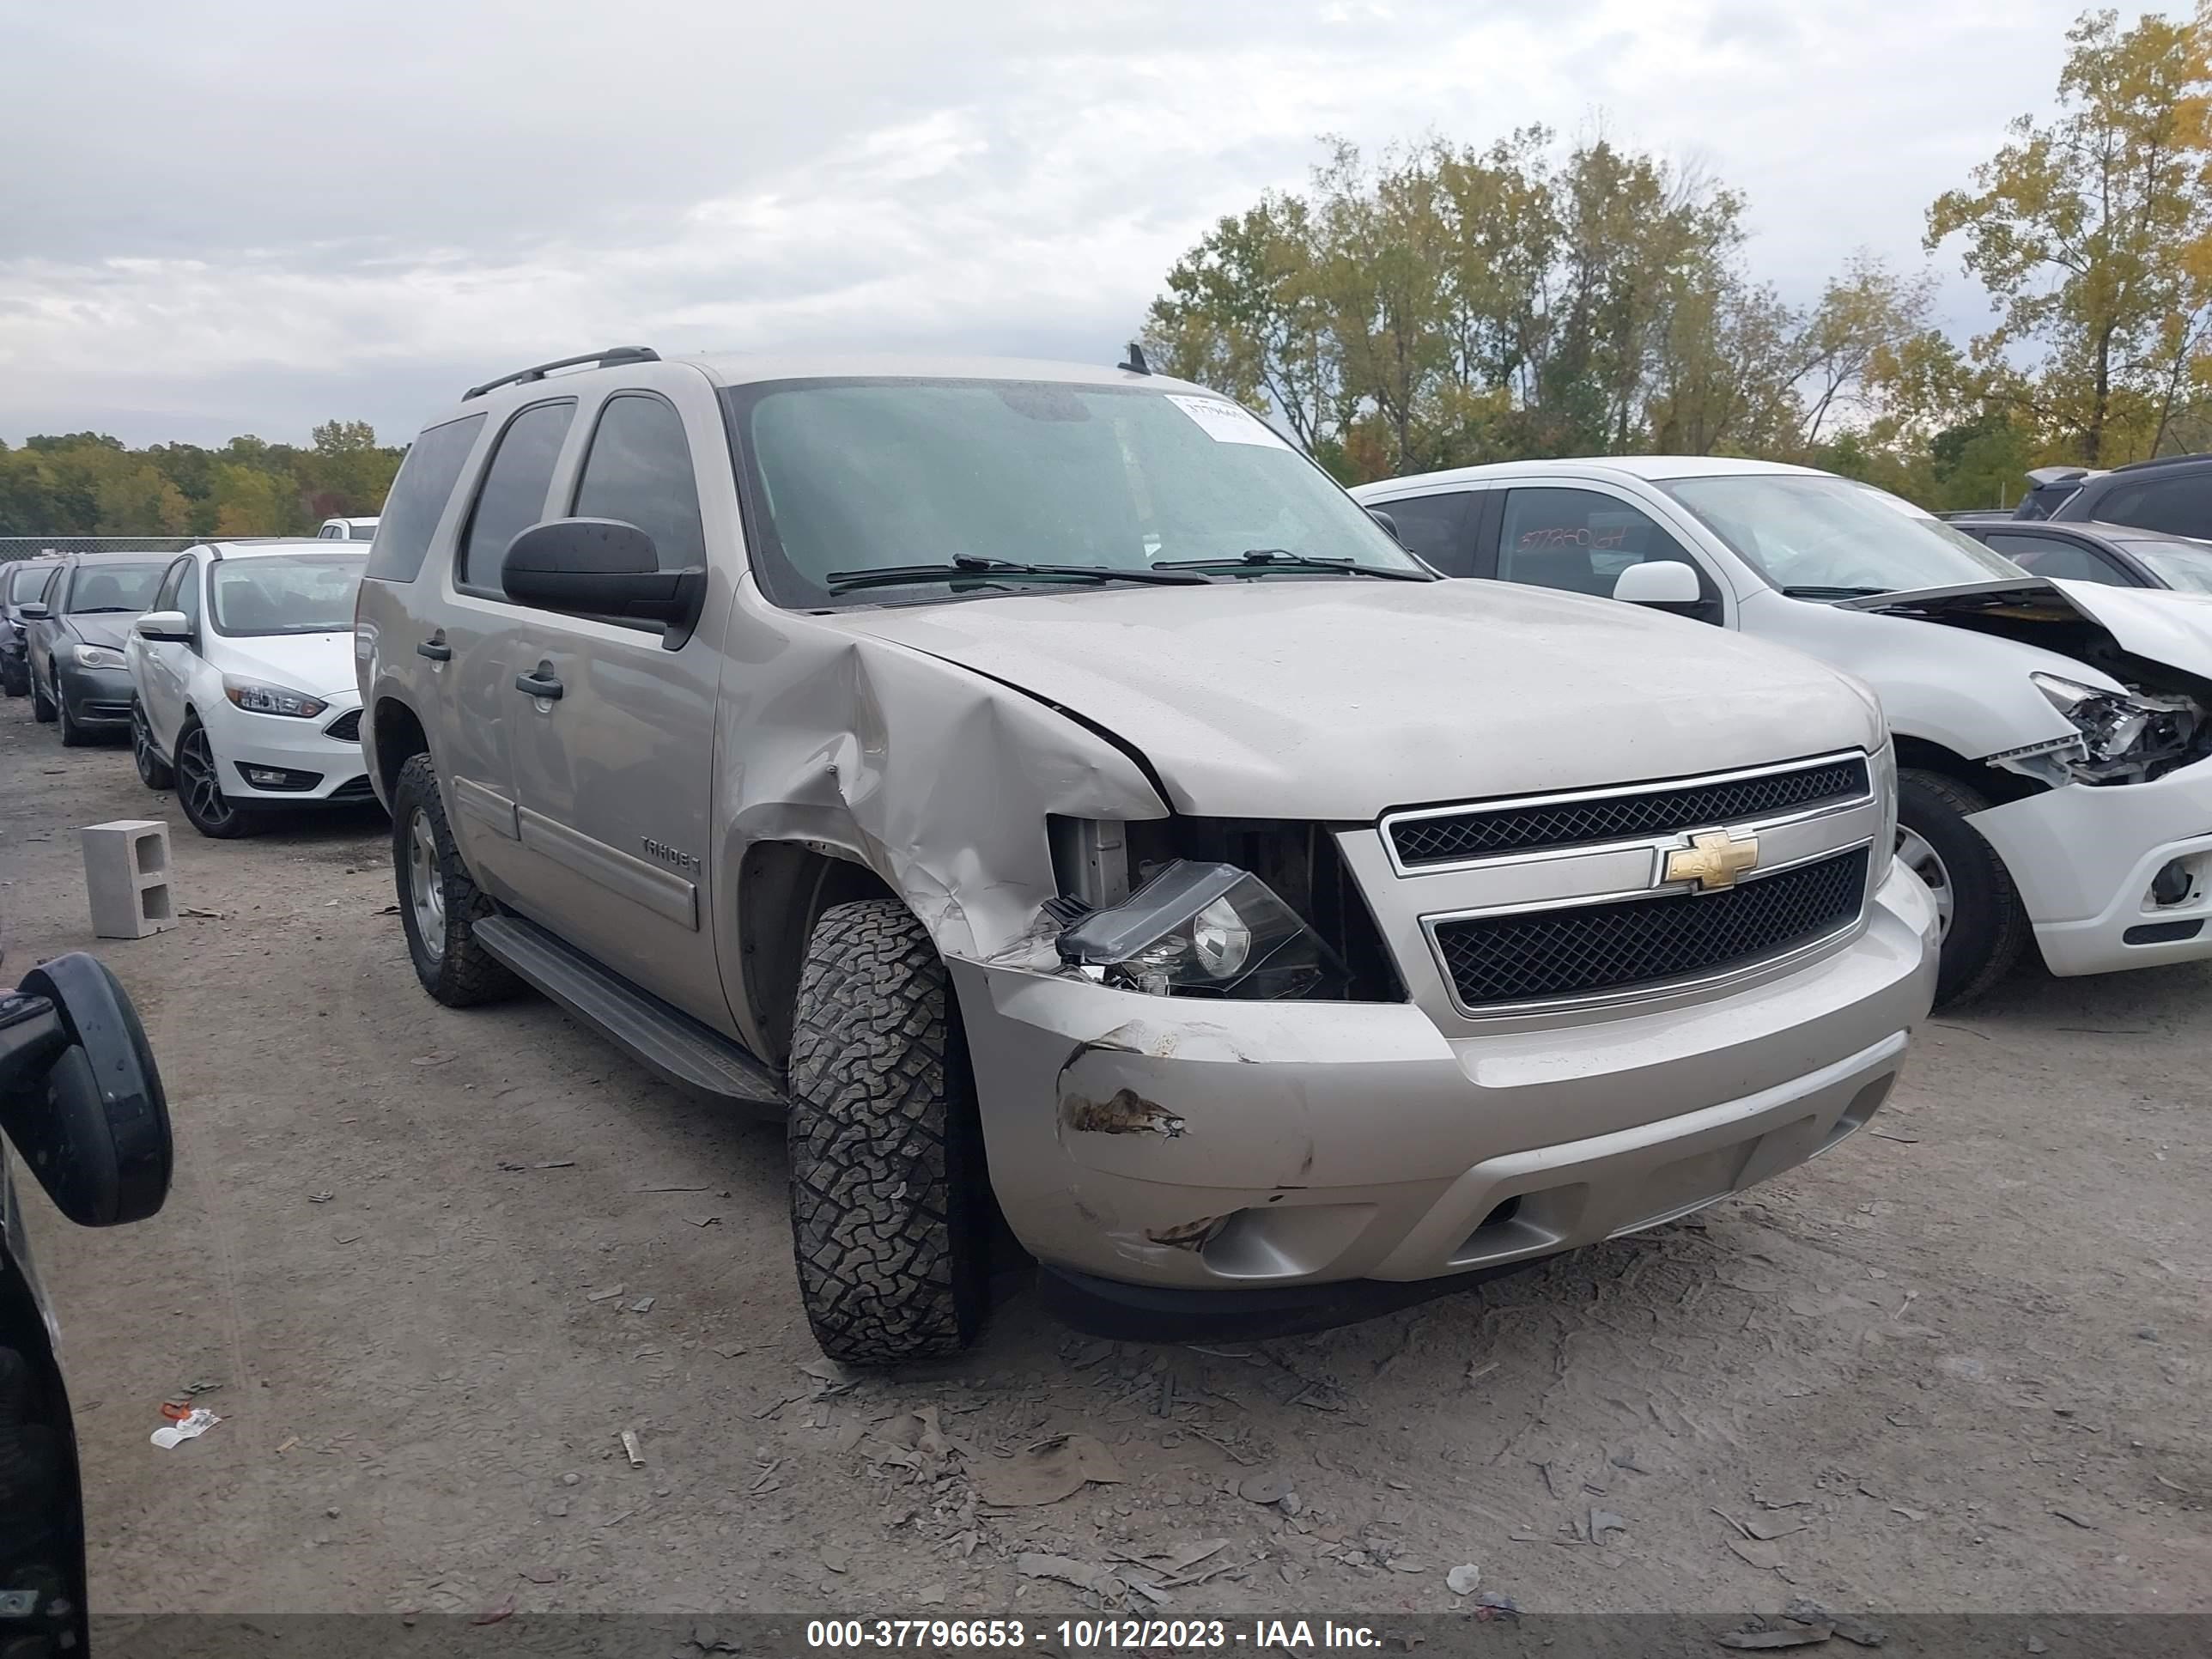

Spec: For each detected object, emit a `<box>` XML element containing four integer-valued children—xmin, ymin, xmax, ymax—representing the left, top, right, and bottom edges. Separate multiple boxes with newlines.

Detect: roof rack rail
<box><xmin>2105</xmin><ymin>450</ymin><xmax>2209</xmax><ymax>475</ymax></box>
<box><xmin>463</xmin><ymin>346</ymin><xmax>660</xmax><ymax>401</ymax></box>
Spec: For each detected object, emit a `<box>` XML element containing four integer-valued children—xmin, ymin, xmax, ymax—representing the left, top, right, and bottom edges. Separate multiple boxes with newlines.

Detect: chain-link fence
<box><xmin>0</xmin><ymin>536</ymin><xmax>199</xmax><ymax>564</ymax></box>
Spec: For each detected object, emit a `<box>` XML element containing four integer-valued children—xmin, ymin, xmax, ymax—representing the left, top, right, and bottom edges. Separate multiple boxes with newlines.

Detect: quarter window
<box><xmin>570</xmin><ymin>395</ymin><xmax>707</xmax><ymax>573</ymax></box>
<box><xmin>1373</xmin><ymin>491</ymin><xmax>1475</xmax><ymax>574</ymax></box>
<box><xmin>459</xmin><ymin>402</ymin><xmax>574</xmax><ymax>592</ymax></box>
<box><xmin>366</xmin><ymin>413</ymin><xmax>485</xmax><ymax>583</ymax></box>
<box><xmin>1498</xmin><ymin>487</ymin><xmax>1701</xmax><ymax>598</ymax></box>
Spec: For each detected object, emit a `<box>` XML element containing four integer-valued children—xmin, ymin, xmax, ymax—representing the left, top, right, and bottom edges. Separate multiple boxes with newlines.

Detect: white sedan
<box><xmin>1354</xmin><ymin>457</ymin><xmax>2212</xmax><ymax>1004</ymax></box>
<box><xmin>125</xmin><ymin>540</ymin><xmax>374</xmax><ymax>837</ymax></box>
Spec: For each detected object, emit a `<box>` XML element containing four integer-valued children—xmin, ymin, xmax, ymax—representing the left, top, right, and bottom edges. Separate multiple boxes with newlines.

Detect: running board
<box><xmin>472</xmin><ymin>914</ymin><xmax>786</xmax><ymax>1111</ymax></box>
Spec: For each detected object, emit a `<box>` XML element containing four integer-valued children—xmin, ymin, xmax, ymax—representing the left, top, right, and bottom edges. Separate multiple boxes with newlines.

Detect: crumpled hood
<box><xmin>65</xmin><ymin>616</ymin><xmax>135</xmax><ymax>652</ymax></box>
<box><xmin>219</xmin><ymin>631</ymin><xmax>360</xmax><ymax>698</ymax></box>
<box><xmin>825</xmin><ymin>580</ymin><xmax>1881</xmax><ymax>819</ymax></box>
<box><xmin>2050</xmin><ymin>578</ymin><xmax>2212</xmax><ymax>672</ymax></box>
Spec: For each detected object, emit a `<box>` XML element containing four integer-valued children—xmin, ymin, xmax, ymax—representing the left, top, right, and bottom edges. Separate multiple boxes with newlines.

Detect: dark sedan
<box><xmin>1</xmin><ymin>560</ymin><xmax>63</xmax><ymax>698</ymax></box>
<box><xmin>22</xmin><ymin>555</ymin><xmax>170</xmax><ymax>746</ymax></box>
<box><xmin>1952</xmin><ymin>517</ymin><xmax>2212</xmax><ymax>595</ymax></box>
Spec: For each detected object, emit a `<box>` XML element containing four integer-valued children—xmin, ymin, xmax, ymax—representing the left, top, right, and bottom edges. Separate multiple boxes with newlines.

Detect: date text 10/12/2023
<box><xmin>804</xmin><ymin>1620</ymin><xmax>1387</xmax><ymax>1650</ymax></box>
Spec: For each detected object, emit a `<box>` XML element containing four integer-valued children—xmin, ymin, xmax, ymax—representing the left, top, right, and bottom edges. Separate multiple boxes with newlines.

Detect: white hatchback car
<box><xmin>125</xmin><ymin>540</ymin><xmax>374</xmax><ymax>837</ymax></box>
<box><xmin>1354</xmin><ymin>457</ymin><xmax>2212</xmax><ymax>1004</ymax></box>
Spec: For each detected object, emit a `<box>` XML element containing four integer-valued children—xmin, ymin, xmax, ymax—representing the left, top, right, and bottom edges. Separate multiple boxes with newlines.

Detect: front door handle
<box><xmin>416</xmin><ymin>636</ymin><xmax>452</xmax><ymax>661</ymax></box>
<box><xmin>514</xmin><ymin>664</ymin><xmax>563</xmax><ymax>701</ymax></box>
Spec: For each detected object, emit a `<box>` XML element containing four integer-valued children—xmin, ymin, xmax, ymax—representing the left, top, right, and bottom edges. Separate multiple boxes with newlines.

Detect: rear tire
<box><xmin>131</xmin><ymin>700</ymin><xmax>175</xmax><ymax>790</ymax></box>
<box><xmin>787</xmin><ymin>897</ymin><xmax>988</xmax><ymax>1365</ymax></box>
<box><xmin>1897</xmin><ymin>769</ymin><xmax>2030</xmax><ymax>1006</ymax></box>
<box><xmin>390</xmin><ymin>753</ymin><xmax>518</xmax><ymax>1007</ymax></box>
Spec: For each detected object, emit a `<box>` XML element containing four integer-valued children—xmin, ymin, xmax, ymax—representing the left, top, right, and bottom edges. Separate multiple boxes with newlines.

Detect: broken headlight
<box><xmin>2031</xmin><ymin>672</ymin><xmax>2201</xmax><ymax>783</ymax></box>
<box><xmin>1054</xmin><ymin>860</ymin><xmax>1348</xmax><ymax>1000</ymax></box>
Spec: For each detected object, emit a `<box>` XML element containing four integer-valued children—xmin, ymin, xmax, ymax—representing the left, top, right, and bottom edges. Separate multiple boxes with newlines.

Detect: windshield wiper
<box><xmin>1780</xmin><ymin>584</ymin><xmax>1891</xmax><ymax>599</ymax></box>
<box><xmin>824</xmin><ymin>556</ymin><xmax>1212</xmax><ymax>593</ymax></box>
<box><xmin>1158</xmin><ymin>549</ymin><xmax>1435</xmax><ymax>582</ymax></box>
<box><xmin>65</xmin><ymin>605</ymin><xmax>139</xmax><ymax>614</ymax></box>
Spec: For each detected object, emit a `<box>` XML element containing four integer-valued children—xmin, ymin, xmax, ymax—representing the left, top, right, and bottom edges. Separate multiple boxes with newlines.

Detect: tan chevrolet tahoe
<box><xmin>353</xmin><ymin>346</ymin><xmax>1939</xmax><ymax>1363</ymax></box>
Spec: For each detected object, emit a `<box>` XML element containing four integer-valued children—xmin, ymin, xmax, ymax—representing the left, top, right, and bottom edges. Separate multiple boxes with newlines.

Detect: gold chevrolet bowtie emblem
<box><xmin>1664</xmin><ymin>830</ymin><xmax>1760</xmax><ymax>892</ymax></box>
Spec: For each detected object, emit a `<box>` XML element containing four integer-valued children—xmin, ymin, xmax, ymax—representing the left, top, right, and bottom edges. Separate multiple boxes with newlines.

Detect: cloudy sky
<box><xmin>0</xmin><ymin>0</ymin><xmax>2137</xmax><ymax>447</ymax></box>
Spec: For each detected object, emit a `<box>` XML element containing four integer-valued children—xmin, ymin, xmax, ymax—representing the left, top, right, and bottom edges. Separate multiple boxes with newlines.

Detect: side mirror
<box><xmin>1365</xmin><ymin>507</ymin><xmax>1403</xmax><ymax>544</ymax></box>
<box><xmin>1612</xmin><ymin>560</ymin><xmax>1705</xmax><ymax>607</ymax></box>
<box><xmin>0</xmin><ymin>953</ymin><xmax>173</xmax><ymax>1227</ymax></box>
<box><xmin>135</xmin><ymin>610</ymin><xmax>193</xmax><ymax>641</ymax></box>
<box><xmin>17</xmin><ymin>601</ymin><xmax>47</xmax><ymax>621</ymax></box>
<box><xmin>501</xmin><ymin>519</ymin><xmax>707</xmax><ymax>649</ymax></box>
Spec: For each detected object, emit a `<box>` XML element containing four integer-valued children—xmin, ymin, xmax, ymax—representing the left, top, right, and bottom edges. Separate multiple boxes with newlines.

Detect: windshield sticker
<box><xmin>1164</xmin><ymin>395</ymin><xmax>1291</xmax><ymax>449</ymax></box>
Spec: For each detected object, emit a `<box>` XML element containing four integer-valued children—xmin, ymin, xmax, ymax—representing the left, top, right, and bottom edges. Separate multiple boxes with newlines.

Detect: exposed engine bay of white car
<box><xmin>1846</xmin><ymin>580</ymin><xmax>2212</xmax><ymax>787</ymax></box>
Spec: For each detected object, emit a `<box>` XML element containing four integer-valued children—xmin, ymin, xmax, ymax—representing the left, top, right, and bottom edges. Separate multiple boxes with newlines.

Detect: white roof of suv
<box><xmin>1358</xmin><ymin>455</ymin><xmax>1829</xmax><ymax>493</ymax></box>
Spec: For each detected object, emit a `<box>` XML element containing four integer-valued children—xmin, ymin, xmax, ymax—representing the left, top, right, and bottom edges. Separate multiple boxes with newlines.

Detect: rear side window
<box><xmin>1375</xmin><ymin>491</ymin><xmax>1475</xmax><ymax>574</ymax></box>
<box><xmin>366</xmin><ymin>414</ymin><xmax>485</xmax><ymax>583</ymax></box>
<box><xmin>2096</xmin><ymin>472</ymin><xmax>2212</xmax><ymax>538</ymax></box>
<box><xmin>1985</xmin><ymin>532</ymin><xmax>2129</xmax><ymax>586</ymax></box>
<box><xmin>570</xmin><ymin>394</ymin><xmax>706</xmax><ymax>572</ymax></box>
<box><xmin>459</xmin><ymin>402</ymin><xmax>575</xmax><ymax>593</ymax></box>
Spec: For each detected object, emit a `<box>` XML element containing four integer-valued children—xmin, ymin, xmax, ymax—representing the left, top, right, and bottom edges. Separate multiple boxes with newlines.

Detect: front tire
<box><xmin>787</xmin><ymin>897</ymin><xmax>988</xmax><ymax>1365</ymax></box>
<box><xmin>28</xmin><ymin>670</ymin><xmax>54</xmax><ymax>724</ymax></box>
<box><xmin>173</xmin><ymin>717</ymin><xmax>258</xmax><ymax>838</ymax></box>
<box><xmin>1897</xmin><ymin>769</ymin><xmax>2030</xmax><ymax>1006</ymax></box>
<box><xmin>55</xmin><ymin>678</ymin><xmax>92</xmax><ymax>748</ymax></box>
<box><xmin>132</xmin><ymin>701</ymin><xmax>175</xmax><ymax>790</ymax></box>
<box><xmin>390</xmin><ymin>753</ymin><xmax>517</xmax><ymax>1007</ymax></box>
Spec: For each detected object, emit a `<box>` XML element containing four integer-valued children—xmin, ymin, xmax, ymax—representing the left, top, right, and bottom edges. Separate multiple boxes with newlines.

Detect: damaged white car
<box><xmin>1355</xmin><ymin>457</ymin><xmax>2212</xmax><ymax>1003</ymax></box>
<box><xmin>358</xmin><ymin>352</ymin><xmax>1936</xmax><ymax>1362</ymax></box>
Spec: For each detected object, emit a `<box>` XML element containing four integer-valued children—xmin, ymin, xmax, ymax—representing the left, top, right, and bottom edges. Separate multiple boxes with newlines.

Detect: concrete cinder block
<box><xmin>81</xmin><ymin>818</ymin><xmax>175</xmax><ymax>939</ymax></box>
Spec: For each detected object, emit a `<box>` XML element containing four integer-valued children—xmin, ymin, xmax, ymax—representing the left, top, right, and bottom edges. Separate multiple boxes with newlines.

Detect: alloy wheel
<box><xmin>1895</xmin><ymin>823</ymin><xmax>1955</xmax><ymax>943</ymax></box>
<box><xmin>176</xmin><ymin>726</ymin><xmax>235</xmax><ymax>832</ymax></box>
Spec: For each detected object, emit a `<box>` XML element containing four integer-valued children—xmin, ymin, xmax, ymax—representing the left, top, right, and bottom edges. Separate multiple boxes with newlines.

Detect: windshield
<box><xmin>725</xmin><ymin>378</ymin><xmax>1424</xmax><ymax>606</ymax></box>
<box><xmin>210</xmin><ymin>553</ymin><xmax>365</xmax><ymax>635</ymax></box>
<box><xmin>1661</xmin><ymin>473</ymin><xmax>2023</xmax><ymax>596</ymax></box>
<box><xmin>2124</xmin><ymin>538</ymin><xmax>2212</xmax><ymax>594</ymax></box>
<box><xmin>62</xmin><ymin>561</ymin><xmax>167</xmax><ymax>614</ymax></box>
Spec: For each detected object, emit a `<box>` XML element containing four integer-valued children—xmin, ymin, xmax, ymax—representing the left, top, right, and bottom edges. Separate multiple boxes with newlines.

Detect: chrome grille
<box><xmin>1431</xmin><ymin>847</ymin><xmax>1869</xmax><ymax>1012</ymax></box>
<box><xmin>1389</xmin><ymin>756</ymin><xmax>1869</xmax><ymax>870</ymax></box>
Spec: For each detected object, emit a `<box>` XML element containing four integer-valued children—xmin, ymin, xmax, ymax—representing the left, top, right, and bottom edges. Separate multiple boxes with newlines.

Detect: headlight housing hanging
<box><xmin>1054</xmin><ymin>860</ymin><xmax>1349</xmax><ymax>1000</ymax></box>
<box><xmin>2030</xmin><ymin>672</ymin><xmax>2200</xmax><ymax>784</ymax></box>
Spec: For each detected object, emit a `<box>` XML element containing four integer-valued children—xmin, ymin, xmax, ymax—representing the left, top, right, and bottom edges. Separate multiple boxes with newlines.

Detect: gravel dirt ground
<box><xmin>0</xmin><ymin>695</ymin><xmax>2204</xmax><ymax>1626</ymax></box>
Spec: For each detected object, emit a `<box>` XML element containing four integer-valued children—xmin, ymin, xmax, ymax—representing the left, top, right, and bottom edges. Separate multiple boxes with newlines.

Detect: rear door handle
<box><xmin>416</xmin><ymin>637</ymin><xmax>452</xmax><ymax>661</ymax></box>
<box><xmin>514</xmin><ymin>665</ymin><xmax>563</xmax><ymax>701</ymax></box>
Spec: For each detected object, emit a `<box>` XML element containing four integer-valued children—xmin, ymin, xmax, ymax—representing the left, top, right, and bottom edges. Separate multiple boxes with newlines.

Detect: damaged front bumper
<box><xmin>951</xmin><ymin>858</ymin><xmax>1936</xmax><ymax>1334</ymax></box>
<box><xmin>1971</xmin><ymin>751</ymin><xmax>2212</xmax><ymax>975</ymax></box>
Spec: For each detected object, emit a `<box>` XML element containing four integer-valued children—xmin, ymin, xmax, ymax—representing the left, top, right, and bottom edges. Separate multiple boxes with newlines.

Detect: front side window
<box><xmin>366</xmin><ymin>413</ymin><xmax>485</xmax><ymax>584</ymax></box>
<box><xmin>1662</xmin><ymin>474</ymin><xmax>2021</xmax><ymax>597</ymax></box>
<box><xmin>571</xmin><ymin>395</ymin><xmax>705</xmax><ymax>573</ymax></box>
<box><xmin>1497</xmin><ymin>487</ymin><xmax>1698</xmax><ymax>597</ymax></box>
<box><xmin>63</xmin><ymin>561</ymin><xmax>167</xmax><ymax>615</ymax></box>
<box><xmin>726</xmin><ymin>378</ymin><xmax>1423</xmax><ymax>608</ymax></box>
<box><xmin>1984</xmin><ymin>532</ymin><xmax>2127</xmax><ymax>586</ymax></box>
<box><xmin>153</xmin><ymin>556</ymin><xmax>190</xmax><ymax>612</ymax></box>
<box><xmin>459</xmin><ymin>401</ymin><xmax>575</xmax><ymax>592</ymax></box>
<box><xmin>210</xmin><ymin>553</ymin><xmax>365</xmax><ymax>636</ymax></box>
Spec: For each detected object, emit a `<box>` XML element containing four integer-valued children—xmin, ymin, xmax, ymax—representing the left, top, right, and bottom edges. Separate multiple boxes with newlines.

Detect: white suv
<box><xmin>125</xmin><ymin>540</ymin><xmax>374</xmax><ymax>837</ymax></box>
<box><xmin>318</xmin><ymin>517</ymin><xmax>379</xmax><ymax>541</ymax></box>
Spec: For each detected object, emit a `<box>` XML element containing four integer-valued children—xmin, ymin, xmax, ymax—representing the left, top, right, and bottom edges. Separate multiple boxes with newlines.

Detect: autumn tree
<box><xmin>1927</xmin><ymin>7</ymin><xmax>2212</xmax><ymax>464</ymax></box>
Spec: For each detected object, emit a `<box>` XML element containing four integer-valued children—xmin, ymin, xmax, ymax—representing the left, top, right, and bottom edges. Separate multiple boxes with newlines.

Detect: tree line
<box><xmin>0</xmin><ymin>420</ymin><xmax>402</xmax><ymax>539</ymax></box>
<box><xmin>1143</xmin><ymin>7</ymin><xmax>2212</xmax><ymax>511</ymax></box>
